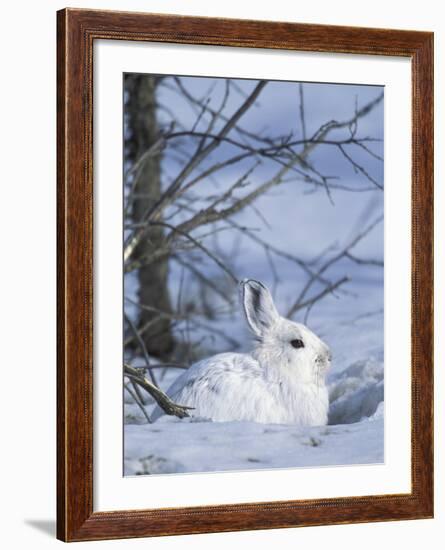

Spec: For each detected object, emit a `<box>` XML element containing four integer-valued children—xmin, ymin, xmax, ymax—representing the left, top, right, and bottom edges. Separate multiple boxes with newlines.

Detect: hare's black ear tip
<box><xmin>240</xmin><ymin>278</ymin><xmax>263</xmax><ymax>288</ymax></box>
<box><xmin>239</xmin><ymin>278</ymin><xmax>251</xmax><ymax>291</ymax></box>
<box><xmin>239</xmin><ymin>279</ymin><xmax>267</xmax><ymax>302</ymax></box>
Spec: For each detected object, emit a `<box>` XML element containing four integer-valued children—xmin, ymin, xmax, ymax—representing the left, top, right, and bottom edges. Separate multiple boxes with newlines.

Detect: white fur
<box><xmin>152</xmin><ymin>279</ymin><xmax>331</xmax><ymax>425</ymax></box>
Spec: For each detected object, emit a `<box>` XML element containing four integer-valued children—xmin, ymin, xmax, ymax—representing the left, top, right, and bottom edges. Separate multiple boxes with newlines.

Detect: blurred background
<box><xmin>123</xmin><ymin>75</ymin><xmax>384</xmax><ymax>380</ymax></box>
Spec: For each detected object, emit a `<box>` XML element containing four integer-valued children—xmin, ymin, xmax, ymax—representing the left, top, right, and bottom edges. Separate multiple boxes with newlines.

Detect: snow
<box><xmin>123</xmin><ymin>78</ymin><xmax>384</xmax><ymax>476</ymax></box>
<box><xmin>124</xmin><ymin>306</ymin><xmax>384</xmax><ymax>475</ymax></box>
<box><xmin>124</xmin><ymin>270</ymin><xmax>384</xmax><ymax>476</ymax></box>
<box><xmin>328</xmin><ymin>359</ymin><xmax>384</xmax><ymax>425</ymax></box>
<box><xmin>124</xmin><ymin>416</ymin><xmax>383</xmax><ymax>476</ymax></box>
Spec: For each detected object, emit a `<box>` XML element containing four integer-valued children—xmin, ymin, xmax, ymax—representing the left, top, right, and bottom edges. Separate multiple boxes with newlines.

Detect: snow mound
<box><xmin>328</xmin><ymin>359</ymin><xmax>384</xmax><ymax>425</ymax></box>
<box><xmin>123</xmin><ymin>347</ymin><xmax>385</xmax><ymax>475</ymax></box>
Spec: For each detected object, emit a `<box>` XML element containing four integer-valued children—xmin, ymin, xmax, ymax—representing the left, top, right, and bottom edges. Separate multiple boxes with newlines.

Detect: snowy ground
<box><xmin>124</xmin><ymin>287</ymin><xmax>384</xmax><ymax>476</ymax></box>
<box><xmin>123</xmin><ymin>76</ymin><xmax>384</xmax><ymax>476</ymax></box>
<box><xmin>125</xmin><ymin>415</ymin><xmax>383</xmax><ymax>476</ymax></box>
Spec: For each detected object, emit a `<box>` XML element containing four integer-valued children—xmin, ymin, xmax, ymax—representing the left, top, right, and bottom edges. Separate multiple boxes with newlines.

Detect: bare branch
<box><xmin>287</xmin><ymin>215</ymin><xmax>383</xmax><ymax>316</ymax></box>
<box><xmin>124</xmin><ymin>382</ymin><xmax>152</xmax><ymax>423</ymax></box>
<box><xmin>309</xmin><ymin>92</ymin><xmax>383</xmax><ymax>145</ymax></box>
<box><xmin>353</xmin><ymin>140</ymin><xmax>384</xmax><ymax>162</ymax></box>
<box><xmin>298</xmin><ymin>83</ymin><xmax>307</xmax><ymax>142</ymax></box>
<box><xmin>337</xmin><ymin>144</ymin><xmax>383</xmax><ymax>189</ymax></box>
<box><xmin>124</xmin><ymin>363</ymin><xmax>193</xmax><ymax>419</ymax></box>
<box><xmin>288</xmin><ymin>276</ymin><xmax>350</xmax><ymax>317</ymax></box>
<box><xmin>124</xmin><ymin>81</ymin><xmax>268</xmax><ymax>262</ymax></box>
<box><xmin>150</xmin><ymin>221</ymin><xmax>238</xmax><ymax>283</ymax></box>
<box><xmin>124</xmin><ymin>313</ymin><xmax>158</xmax><ymax>387</ymax></box>
<box><xmin>126</xmin><ymin>297</ymin><xmax>241</xmax><ymax>349</ymax></box>
<box><xmin>123</xmin><ymin>77</ymin><xmax>384</xmax><ymax>368</ymax></box>
<box><xmin>173</xmin><ymin>255</ymin><xmax>234</xmax><ymax>306</ymax></box>
<box><xmin>344</xmin><ymin>251</ymin><xmax>383</xmax><ymax>267</ymax></box>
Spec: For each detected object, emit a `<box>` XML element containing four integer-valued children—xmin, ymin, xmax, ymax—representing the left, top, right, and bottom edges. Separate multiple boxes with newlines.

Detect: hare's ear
<box><xmin>241</xmin><ymin>279</ymin><xmax>280</xmax><ymax>337</ymax></box>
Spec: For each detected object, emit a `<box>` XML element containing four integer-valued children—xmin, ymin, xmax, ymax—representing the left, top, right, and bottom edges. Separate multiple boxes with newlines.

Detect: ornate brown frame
<box><xmin>57</xmin><ymin>8</ymin><xmax>434</xmax><ymax>542</ymax></box>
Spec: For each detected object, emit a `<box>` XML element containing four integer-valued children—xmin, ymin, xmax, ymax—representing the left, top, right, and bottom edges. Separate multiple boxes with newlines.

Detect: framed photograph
<box><xmin>57</xmin><ymin>8</ymin><xmax>433</xmax><ymax>542</ymax></box>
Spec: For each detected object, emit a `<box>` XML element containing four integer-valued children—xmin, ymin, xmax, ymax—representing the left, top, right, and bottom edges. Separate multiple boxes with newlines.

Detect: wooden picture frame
<box><xmin>57</xmin><ymin>8</ymin><xmax>434</xmax><ymax>542</ymax></box>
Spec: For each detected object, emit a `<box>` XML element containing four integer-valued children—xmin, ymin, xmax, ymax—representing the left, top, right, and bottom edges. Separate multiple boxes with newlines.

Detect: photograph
<box><xmin>0</xmin><ymin>0</ymin><xmax>438</xmax><ymax>546</ymax></box>
<box><xmin>122</xmin><ymin>73</ymin><xmax>385</xmax><ymax>476</ymax></box>
<box><xmin>51</xmin><ymin>6</ymin><xmax>434</xmax><ymax>542</ymax></box>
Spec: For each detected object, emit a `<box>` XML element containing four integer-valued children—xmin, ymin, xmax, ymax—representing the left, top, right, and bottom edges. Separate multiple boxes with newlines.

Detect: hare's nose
<box><xmin>316</xmin><ymin>350</ymin><xmax>331</xmax><ymax>365</ymax></box>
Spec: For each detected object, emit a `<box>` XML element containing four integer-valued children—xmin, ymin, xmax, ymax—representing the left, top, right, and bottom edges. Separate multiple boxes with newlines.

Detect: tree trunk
<box><xmin>124</xmin><ymin>74</ymin><xmax>174</xmax><ymax>359</ymax></box>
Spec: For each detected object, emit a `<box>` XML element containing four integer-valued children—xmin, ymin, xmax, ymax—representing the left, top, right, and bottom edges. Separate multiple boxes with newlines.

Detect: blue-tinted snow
<box><xmin>124</xmin><ymin>77</ymin><xmax>384</xmax><ymax>474</ymax></box>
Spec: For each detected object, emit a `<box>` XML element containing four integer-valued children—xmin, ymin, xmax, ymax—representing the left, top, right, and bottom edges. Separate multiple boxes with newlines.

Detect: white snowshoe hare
<box><xmin>152</xmin><ymin>279</ymin><xmax>331</xmax><ymax>425</ymax></box>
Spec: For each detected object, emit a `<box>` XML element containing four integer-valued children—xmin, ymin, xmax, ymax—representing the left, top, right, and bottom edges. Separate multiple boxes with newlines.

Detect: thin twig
<box><xmin>124</xmin><ymin>382</ymin><xmax>152</xmax><ymax>423</ymax></box>
<box><xmin>124</xmin><ymin>81</ymin><xmax>268</xmax><ymax>262</ymax></box>
<box><xmin>345</xmin><ymin>251</ymin><xmax>383</xmax><ymax>267</ymax></box>
<box><xmin>126</xmin><ymin>297</ymin><xmax>241</xmax><ymax>348</ymax></box>
<box><xmin>149</xmin><ymin>220</ymin><xmax>239</xmax><ymax>284</ymax></box>
<box><xmin>124</xmin><ymin>313</ymin><xmax>158</xmax><ymax>386</ymax></box>
<box><xmin>337</xmin><ymin>144</ymin><xmax>383</xmax><ymax>189</ymax></box>
<box><xmin>124</xmin><ymin>363</ymin><xmax>193</xmax><ymax>418</ymax></box>
<box><xmin>289</xmin><ymin>276</ymin><xmax>350</xmax><ymax>316</ymax></box>
<box><xmin>298</xmin><ymin>83</ymin><xmax>307</xmax><ymax>142</ymax></box>
<box><xmin>287</xmin><ymin>215</ymin><xmax>383</xmax><ymax>315</ymax></box>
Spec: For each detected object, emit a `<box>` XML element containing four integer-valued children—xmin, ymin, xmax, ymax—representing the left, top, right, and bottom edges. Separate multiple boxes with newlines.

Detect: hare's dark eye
<box><xmin>290</xmin><ymin>338</ymin><xmax>304</xmax><ymax>349</ymax></box>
